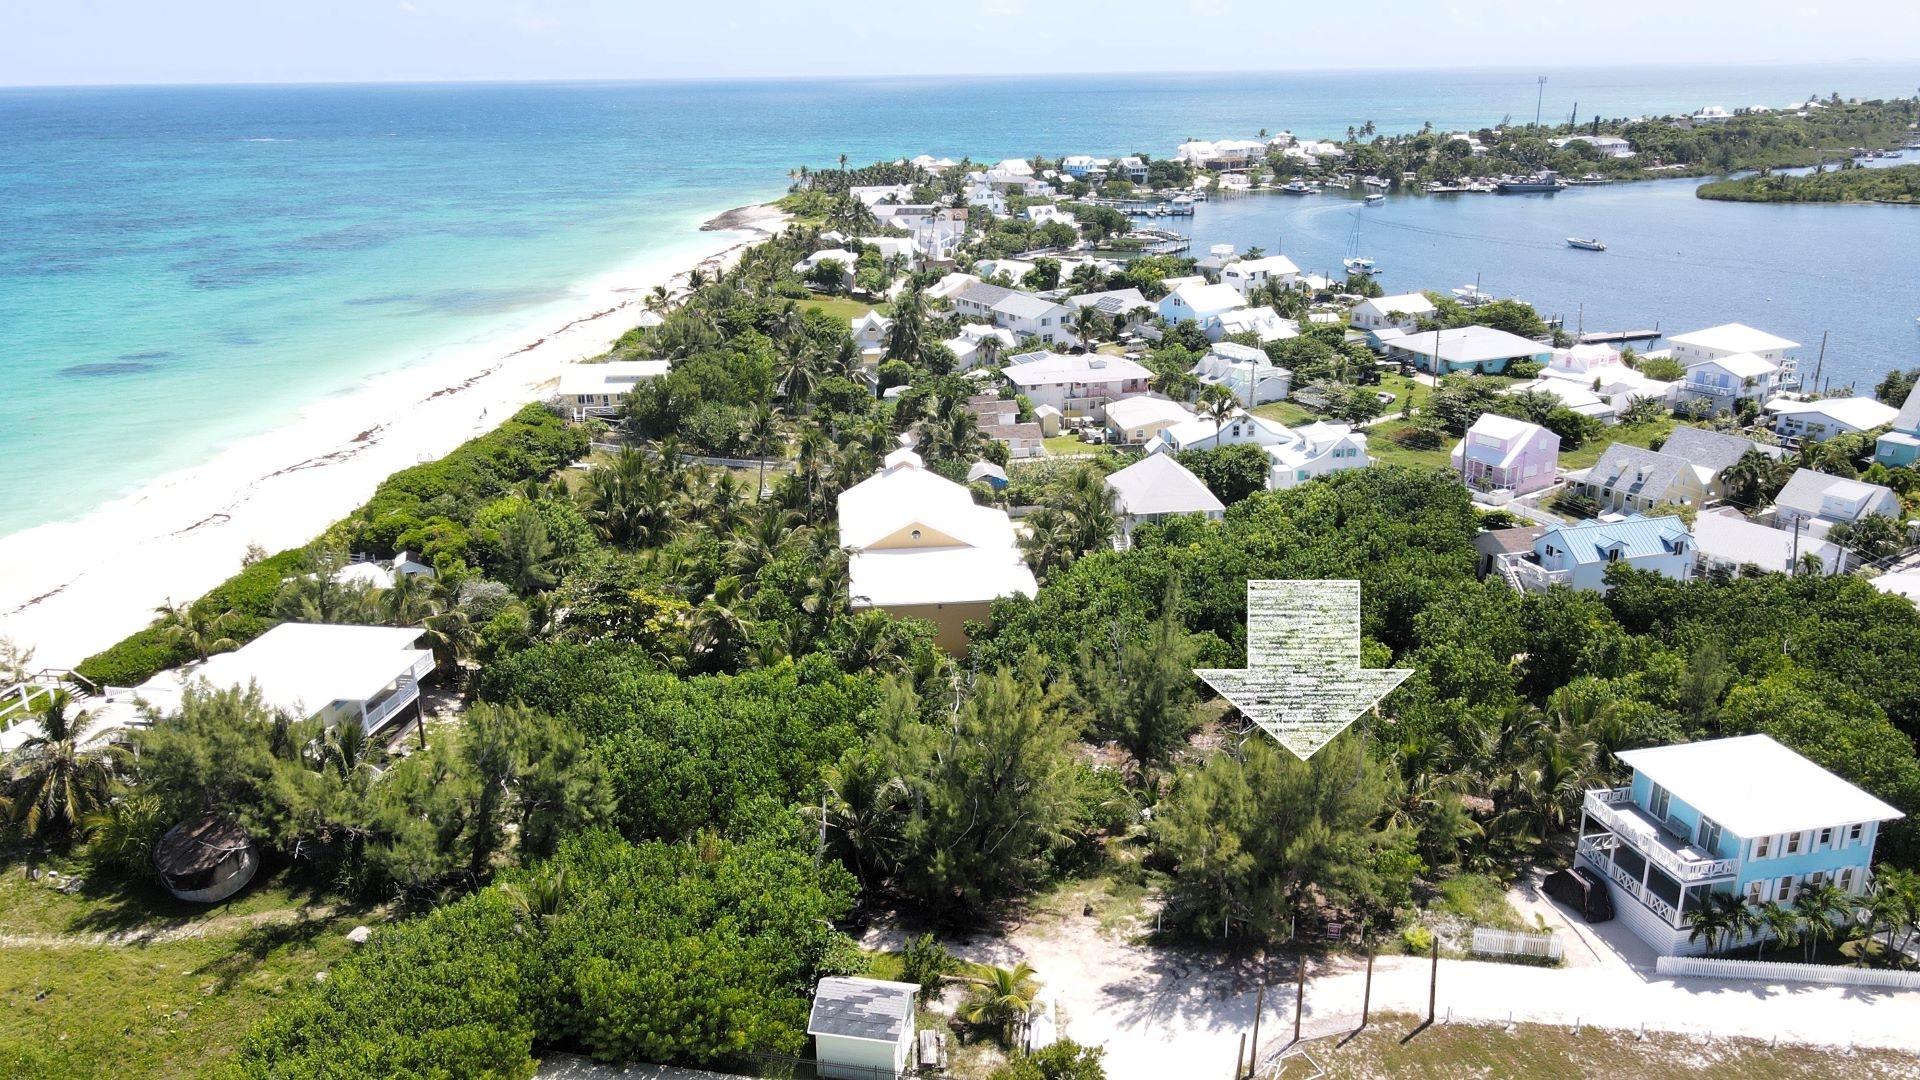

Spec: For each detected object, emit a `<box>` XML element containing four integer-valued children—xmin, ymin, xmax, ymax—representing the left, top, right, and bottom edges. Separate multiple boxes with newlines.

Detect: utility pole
<box><xmin>1427</xmin><ymin>935</ymin><xmax>1439</xmax><ymax>1025</ymax></box>
<box><xmin>1811</xmin><ymin>330</ymin><xmax>1828</xmax><ymax>390</ymax></box>
<box><xmin>1360</xmin><ymin>947</ymin><xmax>1375</xmax><ymax>1030</ymax></box>
<box><xmin>1535</xmin><ymin>76</ymin><xmax>1549</xmax><ymax>129</ymax></box>
<box><xmin>1293</xmin><ymin>953</ymin><xmax>1307</xmax><ymax>1044</ymax></box>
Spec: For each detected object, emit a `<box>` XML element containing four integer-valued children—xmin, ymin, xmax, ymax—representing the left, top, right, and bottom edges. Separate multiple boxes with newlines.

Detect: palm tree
<box><xmin>690</xmin><ymin>576</ymin><xmax>749</xmax><ymax>668</ymax></box>
<box><xmin>1685</xmin><ymin>894</ymin><xmax>1734</xmax><ymax>954</ymax></box>
<box><xmin>818</xmin><ymin>753</ymin><xmax>906</xmax><ymax>890</ymax></box>
<box><xmin>501</xmin><ymin>863</ymin><xmax>571</xmax><ymax>927</ymax></box>
<box><xmin>312</xmin><ymin>718</ymin><xmax>378</xmax><ymax>782</ymax></box>
<box><xmin>777</xmin><ymin>341</ymin><xmax>818</xmax><ymax>414</ymax></box>
<box><xmin>744</xmin><ymin>405</ymin><xmax>784</xmax><ymax>501</ymax></box>
<box><xmin>1754</xmin><ymin>898</ymin><xmax>1800</xmax><ymax>961</ymax></box>
<box><xmin>1721</xmin><ymin>447</ymin><xmax>1785</xmax><ymax>510</ymax></box>
<box><xmin>1072</xmin><ymin>304</ymin><xmax>1106</xmax><ymax>347</ymax></box>
<box><xmin>6</xmin><ymin>692</ymin><xmax>117</xmax><ymax>842</ymax></box>
<box><xmin>1792</xmin><ymin>882</ymin><xmax>1849</xmax><ymax>962</ymax></box>
<box><xmin>1867</xmin><ymin>867</ymin><xmax>1920</xmax><ymax>955</ymax></box>
<box><xmin>152</xmin><ymin>599</ymin><xmax>238</xmax><ymax>661</ymax></box>
<box><xmin>958</xmin><ymin>961</ymin><xmax>1041</xmax><ymax>1047</ymax></box>
<box><xmin>1199</xmin><ymin>385</ymin><xmax>1238</xmax><ymax>440</ymax></box>
<box><xmin>380</xmin><ymin>571</ymin><xmax>438</xmax><ymax>628</ymax></box>
<box><xmin>498</xmin><ymin>502</ymin><xmax>561</xmax><ymax>595</ymax></box>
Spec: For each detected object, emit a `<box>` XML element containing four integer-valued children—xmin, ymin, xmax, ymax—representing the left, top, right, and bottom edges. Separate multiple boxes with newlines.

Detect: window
<box><xmin>1819</xmin><ymin>827</ymin><xmax>1833</xmax><ymax>850</ymax></box>
<box><xmin>1785</xmin><ymin>832</ymin><xmax>1801</xmax><ymax>855</ymax></box>
<box><xmin>1776</xmin><ymin>876</ymin><xmax>1793</xmax><ymax>901</ymax></box>
<box><xmin>1648</xmin><ymin>783</ymin><xmax>1671</xmax><ymax>820</ymax></box>
<box><xmin>1840</xmin><ymin>867</ymin><xmax>1856</xmax><ymax>893</ymax></box>
<box><xmin>1697</xmin><ymin>816</ymin><xmax>1722</xmax><ymax>854</ymax></box>
<box><xmin>1746</xmin><ymin>881</ymin><xmax>1766</xmax><ymax>906</ymax></box>
<box><xmin>1850</xmin><ymin>824</ymin><xmax>1865</xmax><ymax>844</ymax></box>
<box><xmin>1754</xmin><ymin>835</ymin><xmax>1772</xmax><ymax>860</ymax></box>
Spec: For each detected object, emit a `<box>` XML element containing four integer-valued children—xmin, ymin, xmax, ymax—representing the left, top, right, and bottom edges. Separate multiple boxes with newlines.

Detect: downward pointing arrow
<box><xmin>1195</xmin><ymin>581</ymin><xmax>1412</xmax><ymax>760</ymax></box>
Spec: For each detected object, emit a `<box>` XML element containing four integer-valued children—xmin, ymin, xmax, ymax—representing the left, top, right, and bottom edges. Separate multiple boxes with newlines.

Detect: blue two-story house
<box><xmin>1576</xmin><ymin>734</ymin><xmax>1902</xmax><ymax>956</ymax></box>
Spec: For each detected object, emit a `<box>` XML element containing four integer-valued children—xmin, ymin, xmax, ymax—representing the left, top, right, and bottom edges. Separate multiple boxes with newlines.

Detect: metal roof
<box><xmin>807</xmin><ymin>978</ymin><xmax>919</xmax><ymax>1043</ymax></box>
<box><xmin>1617</xmin><ymin>735</ymin><xmax>1901</xmax><ymax>838</ymax></box>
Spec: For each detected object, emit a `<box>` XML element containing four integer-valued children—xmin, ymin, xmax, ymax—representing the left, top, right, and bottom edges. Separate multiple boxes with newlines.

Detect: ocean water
<box><xmin>2</xmin><ymin>64</ymin><xmax>1918</xmax><ymax>536</ymax></box>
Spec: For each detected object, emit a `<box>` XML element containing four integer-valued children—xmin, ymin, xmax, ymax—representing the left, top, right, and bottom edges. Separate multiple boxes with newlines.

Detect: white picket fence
<box><xmin>1656</xmin><ymin>955</ymin><xmax>1920</xmax><ymax>990</ymax></box>
<box><xmin>1471</xmin><ymin>927</ymin><xmax>1563</xmax><ymax>962</ymax></box>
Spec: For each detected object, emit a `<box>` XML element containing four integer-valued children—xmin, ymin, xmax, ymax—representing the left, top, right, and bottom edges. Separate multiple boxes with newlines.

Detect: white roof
<box><xmin>1668</xmin><ymin>323</ymin><xmax>1799</xmax><ymax>355</ymax></box>
<box><xmin>1104</xmin><ymin>395</ymin><xmax>1197</xmax><ymax>430</ymax></box>
<box><xmin>1226</xmin><ymin>255</ymin><xmax>1301</xmax><ymax>277</ymax></box>
<box><xmin>795</xmin><ymin>248</ymin><xmax>857</xmax><ymax>271</ymax></box>
<box><xmin>1001</xmin><ymin>353</ymin><xmax>1150</xmax><ymax>387</ymax></box>
<box><xmin>1691</xmin><ymin>351</ymin><xmax>1779</xmax><ymax>379</ymax></box>
<box><xmin>836</xmin><ymin>443</ymin><xmax>1036</xmax><ymax>609</ymax></box>
<box><xmin>1156</xmin><ymin>411</ymin><xmax>1294</xmax><ymax>452</ymax></box>
<box><xmin>1764</xmin><ymin>396</ymin><xmax>1898</xmax><ymax>431</ymax></box>
<box><xmin>331</xmin><ymin>562</ymin><xmax>396</xmax><ymax>590</ymax></box>
<box><xmin>850</xmin><ymin>546</ymin><xmax>1037</xmax><ymax>608</ymax></box>
<box><xmin>1387</xmin><ymin>325</ymin><xmax>1547</xmax><ymax>365</ymax></box>
<box><xmin>1616</xmin><ymin>735</ymin><xmax>1901</xmax><ymax>836</ymax></box>
<box><xmin>1106</xmin><ymin>454</ymin><xmax>1225</xmax><ymax>517</ymax></box>
<box><xmin>1216</xmin><ymin>307</ymin><xmax>1298</xmax><ymax>341</ymax></box>
<box><xmin>1164</xmin><ymin>281</ymin><xmax>1247</xmax><ymax>319</ymax></box>
<box><xmin>1357</xmin><ymin>292</ymin><xmax>1436</xmax><ymax>317</ymax></box>
<box><xmin>1893</xmin><ymin>381</ymin><xmax>1920</xmax><ymax>433</ymax></box>
<box><xmin>139</xmin><ymin>623</ymin><xmax>430</xmax><ymax>719</ymax></box>
<box><xmin>1692</xmin><ymin>508</ymin><xmax>1842</xmax><ymax>573</ymax></box>
<box><xmin>1454</xmin><ymin>414</ymin><xmax>1550</xmax><ymax>469</ymax></box>
<box><xmin>1509</xmin><ymin>378</ymin><xmax>1615</xmax><ymax>418</ymax></box>
<box><xmin>558</xmin><ymin>360</ymin><xmax>671</xmax><ymax>396</ymax></box>
<box><xmin>1873</xmin><ymin>569</ymin><xmax>1920</xmax><ymax>604</ymax></box>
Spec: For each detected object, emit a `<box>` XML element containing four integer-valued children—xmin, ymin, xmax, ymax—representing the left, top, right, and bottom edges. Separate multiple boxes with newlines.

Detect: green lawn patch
<box><xmin>1558</xmin><ymin>417</ymin><xmax>1674</xmax><ymax>470</ymax></box>
<box><xmin>1044</xmin><ymin>434</ymin><xmax>1103</xmax><ymax>456</ymax></box>
<box><xmin>803</xmin><ymin>296</ymin><xmax>884</xmax><ymax>323</ymax></box>
<box><xmin>1435</xmin><ymin>873</ymin><xmax>1527</xmax><ymax>933</ymax></box>
<box><xmin>1253</xmin><ymin>400</ymin><xmax>1323</xmax><ymax>426</ymax></box>
<box><xmin>1362</xmin><ymin>420</ymin><xmax>1453</xmax><ymax>472</ymax></box>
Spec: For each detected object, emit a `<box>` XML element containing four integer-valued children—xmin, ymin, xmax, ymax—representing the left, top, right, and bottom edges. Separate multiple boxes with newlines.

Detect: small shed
<box><xmin>153</xmin><ymin>815</ymin><xmax>257</xmax><ymax>903</ymax></box>
<box><xmin>808</xmin><ymin>976</ymin><xmax>919</xmax><ymax>1079</ymax></box>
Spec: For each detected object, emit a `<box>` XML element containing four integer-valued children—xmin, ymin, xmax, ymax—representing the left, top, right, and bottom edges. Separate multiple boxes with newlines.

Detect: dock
<box><xmin>1578</xmin><ymin>329</ymin><xmax>1662</xmax><ymax>345</ymax></box>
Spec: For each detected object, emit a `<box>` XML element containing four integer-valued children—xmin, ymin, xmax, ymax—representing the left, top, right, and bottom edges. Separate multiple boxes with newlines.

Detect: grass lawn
<box><xmin>1362</xmin><ymin>420</ymin><xmax>1453</xmax><ymax>472</ymax></box>
<box><xmin>1558</xmin><ymin>416</ymin><xmax>1674</xmax><ymax>470</ymax></box>
<box><xmin>1374</xmin><ymin>372</ymin><xmax>1432</xmax><ymax>415</ymax></box>
<box><xmin>1044</xmin><ymin>434</ymin><xmax>1103</xmax><ymax>456</ymax></box>
<box><xmin>1252</xmin><ymin>400</ymin><xmax>1324</xmax><ymax>426</ymax></box>
<box><xmin>0</xmin><ymin>864</ymin><xmax>364</xmax><ymax>1078</ymax></box>
<box><xmin>1274</xmin><ymin>1013</ymin><xmax>1920</xmax><ymax>1079</ymax></box>
<box><xmin>802</xmin><ymin>296</ymin><xmax>883</xmax><ymax>322</ymax></box>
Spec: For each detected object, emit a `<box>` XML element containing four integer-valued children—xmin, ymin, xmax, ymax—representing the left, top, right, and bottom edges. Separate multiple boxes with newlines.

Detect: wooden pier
<box><xmin>1578</xmin><ymin>329</ymin><xmax>1662</xmax><ymax>345</ymax></box>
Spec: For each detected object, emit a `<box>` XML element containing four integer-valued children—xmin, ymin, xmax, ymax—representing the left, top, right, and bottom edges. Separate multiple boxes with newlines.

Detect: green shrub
<box><xmin>901</xmin><ymin>932</ymin><xmax>957</xmax><ymax>997</ymax></box>
<box><xmin>1402</xmin><ymin>925</ymin><xmax>1434</xmax><ymax>954</ymax></box>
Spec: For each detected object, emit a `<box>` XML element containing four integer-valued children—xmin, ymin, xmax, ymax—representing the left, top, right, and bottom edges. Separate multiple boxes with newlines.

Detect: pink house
<box><xmin>1450</xmin><ymin>414</ymin><xmax>1560</xmax><ymax>496</ymax></box>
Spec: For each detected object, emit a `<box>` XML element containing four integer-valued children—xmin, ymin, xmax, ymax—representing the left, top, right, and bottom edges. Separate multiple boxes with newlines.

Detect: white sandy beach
<box><xmin>0</xmin><ymin>204</ymin><xmax>787</xmax><ymax>672</ymax></box>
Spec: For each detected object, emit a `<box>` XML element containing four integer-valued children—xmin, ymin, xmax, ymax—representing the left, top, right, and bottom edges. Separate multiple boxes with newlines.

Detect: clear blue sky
<box><xmin>3</xmin><ymin>0</ymin><xmax>1918</xmax><ymax>86</ymax></box>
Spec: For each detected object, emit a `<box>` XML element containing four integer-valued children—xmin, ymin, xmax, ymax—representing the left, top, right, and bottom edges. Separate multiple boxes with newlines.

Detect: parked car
<box><xmin>1544</xmin><ymin>866</ymin><xmax>1614</xmax><ymax>923</ymax></box>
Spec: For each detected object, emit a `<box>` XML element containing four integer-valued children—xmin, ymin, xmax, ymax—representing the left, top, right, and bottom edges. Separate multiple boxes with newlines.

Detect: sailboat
<box><xmin>1343</xmin><ymin>207</ymin><xmax>1379</xmax><ymax>276</ymax></box>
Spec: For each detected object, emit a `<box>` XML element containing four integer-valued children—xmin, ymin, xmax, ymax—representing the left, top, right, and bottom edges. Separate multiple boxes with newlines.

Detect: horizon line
<box><xmin>3</xmin><ymin>57</ymin><xmax>1917</xmax><ymax>93</ymax></box>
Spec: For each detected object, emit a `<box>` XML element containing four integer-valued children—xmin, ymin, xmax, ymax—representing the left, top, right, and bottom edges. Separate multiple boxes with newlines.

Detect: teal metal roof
<box><xmin>1539</xmin><ymin>514</ymin><xmax>1689</xmax><ymax>565</ymax></box>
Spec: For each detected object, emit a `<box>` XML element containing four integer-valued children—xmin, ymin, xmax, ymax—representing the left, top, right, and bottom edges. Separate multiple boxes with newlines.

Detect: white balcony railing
<box><xmin>1583</xmin><ymin>788</ymin><xmax>1739</xmax><ymax>884</ymax></box>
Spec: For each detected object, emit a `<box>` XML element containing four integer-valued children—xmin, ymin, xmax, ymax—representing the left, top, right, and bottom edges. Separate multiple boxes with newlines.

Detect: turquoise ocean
<box><xmin>3</xmin><ymin>64</ymin><xmax>1918</xmax><ymax>536</ymax></box>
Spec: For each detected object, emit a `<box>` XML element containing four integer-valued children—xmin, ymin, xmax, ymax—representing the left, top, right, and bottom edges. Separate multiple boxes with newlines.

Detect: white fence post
<box><xmin>1470</xmin><ymin>927</ymin><xmax>1564</xmax><ymax>962</ymax></box>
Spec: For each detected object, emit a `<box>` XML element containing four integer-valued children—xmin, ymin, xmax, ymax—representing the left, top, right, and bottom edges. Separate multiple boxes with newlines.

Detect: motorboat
<box><xmin>1566</xmin><ymin>237</ymin><xmax>1607</xmax><ymax>251</ymax></box>
<box><xmin>1343</xmin><ymin>256</ymin><xmax>1378</xmax><ymax>275</ymax></box>
<box><xmin>1364</xmin><ymin>193</ymin><xmax>1386</xmax><ymax>205</ymax></box>
<box><xmin>1280</xmin><ymin>179</ymin><xmax>1315</xmax><ymax>194</ymax></box>
<box><xmin>1496</xmin><ymin>172</ymin><xmax>1568</xmax><ymax>193</ymax></box>
<box><xmin>1362</xmin><ymin>175</ymin><xmax>1391</xmax><ymax>189</ymax></box>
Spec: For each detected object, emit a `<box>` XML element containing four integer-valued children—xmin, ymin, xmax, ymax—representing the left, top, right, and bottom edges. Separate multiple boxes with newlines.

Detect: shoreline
<box><xmin>0</xmin><ymin>202</ymin><xmax>788</xmax><ymax>670</ymax></box>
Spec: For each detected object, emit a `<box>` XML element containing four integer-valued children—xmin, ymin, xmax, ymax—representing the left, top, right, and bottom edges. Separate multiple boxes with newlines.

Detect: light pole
<box><xmin>1535</xmin><ymin>76</ymin><xmax>1549</xmax><ymax>129</ymax></box>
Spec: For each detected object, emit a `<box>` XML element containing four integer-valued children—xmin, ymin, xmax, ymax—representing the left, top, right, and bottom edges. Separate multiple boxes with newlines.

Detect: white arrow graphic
<box><xmin>1195</xmin><ymin>580</ymin><xmax>1412</xmax><ymax>760</ymax></box>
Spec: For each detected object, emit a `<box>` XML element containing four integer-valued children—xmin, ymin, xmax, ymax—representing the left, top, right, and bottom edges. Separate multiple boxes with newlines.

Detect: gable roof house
<box><xmin>1105</xmin><ymin>454</ymin><xmax>1226</xmax><ymax>548</ymax></box>
<box><xmin>1572</xmin><ymin>444</ymin><xmax>1713</xmax><ymax>515</ymax></box>
<box><xmin>1449</xmin><ymin>414</ymin><xmax>1560</xmax><ymax>497</ymax></box>
<box><xmin>1150</xmin><ymin>409</ymin><xmax>1295</xmax><ymax>454</ymax></box>
<box><xmin>1000</xmin><ymin>352</ymin><xmax>1152</xmax><ymax>417</ymax></box>
<box><xmin>1215</xmin><ymin>305</ymin><xmax>1299</xmax><ymax>344</ymax></box>
<box><xmin>850</xmin><ymin>310</ymin><xmax>894</xmax><ymax>363</ymax></box>
<box><xmin>952</xmin><ymin>283</ymin><xmax>1078</xmax><ymax>347</ymax></box>
<box><xmin>1768</xmin><ymin>469</ymin><xmax>1905</xmax><ymax>539</ymax></box>
<box><xmin>1540</xmin><ymin>344</ymin><xmax>1676</xmax><ymax>408</ymax></box>
<box><xmin>1193</xmin><ymin>341</ymin><xmax>1293</xmax><ymax>406</ymax></box>
<box><xmin>1351</xmin><ymin>292</ymin><xmax>1437</xmax><ymax>333</ymax></box>
<box><xmin>1267</xmin><ymin>421</ymin><xmax>1370</xmax><ymax>490</ymax></box>
<box><xmin>1221</xmin><ymin>255</ymin><xmax>1301</xmax><ymax>296</ymax></box>
<box><xmin>1103</xmin><ymin>395</ymin><xmax>1198</xmax><ymax>446</ymax></box>
<box><xmin>964</xmin><ymin>395</ymin><xmax>1044</xmax><ymax>460</ymax></box>
<box><xmin>1667</xmin><ymin>323</ymin><xmax>1797</xmax><ymax>414</ymax></box>
<box><xmin>1157</xmin><ymin>280</ymin><xmax>1251</xmax><ymax>337</ymax></box>
<box><xmin>1876</xmin><ymin>381</ymin><xmax>1920</xmax><ymax>467</ymax></box>
<box><xmin>556</xmin><ymin>360</ymin><xmax>671</xmax><ymax>421</ymax></box>
<box><xmin>836</xmin><ymin>437</ymin><xmax>1038</xmax><ymax>654</ymax></box>
<box><xmin>1763</xmin><ymin>396</ymin><xmax>1899</xmax><ymax>444</ymax></box>
<box><xmin>808</xmin><ymin>977</ymin><xmax>921</xmax><ymax>1080</ymax></box>
<box><xmin>1525</xmin><ymin>514</ymin><xmax>1694</xmax><ymax>592</ymax></box>
<box><xmin>941</xmin><ymin>323</ymin><xmax>1018</xmax><ymax>371</ymax></box>
<box><xmin>1384</xmin><ymin>325</ymin><xmax>1552</xmax><ymax>376</ymax></box>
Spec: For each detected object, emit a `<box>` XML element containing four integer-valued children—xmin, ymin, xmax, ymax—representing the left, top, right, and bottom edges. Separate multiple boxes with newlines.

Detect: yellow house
<box><xmin>836</xmin><ymin>436</ymin><xmax>1038</xmax><ymax>654</ymax></box>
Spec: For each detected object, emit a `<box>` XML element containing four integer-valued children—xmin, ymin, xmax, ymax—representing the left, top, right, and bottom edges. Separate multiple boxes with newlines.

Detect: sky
<box><xmin>2</xmin><ymin>0</ymin><xmax>1918</xmax><ymax>86</ymax></box>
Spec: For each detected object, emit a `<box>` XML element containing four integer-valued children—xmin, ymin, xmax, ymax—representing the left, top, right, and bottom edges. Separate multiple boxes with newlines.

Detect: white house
<box><xmin>851</xmin><ymin>311</ymin><xmax>894</xmax><ymax>362</ymax></box>
<box><xmin>1668</xmin><ymin>323</ymin><xmax>1799</xmax><ymax>368</ymax></box>
<box><xmin>795</xmin><ymin>248</ymin><xmax>859</xmax><ymax>289</ymax></box>
<box><xmin>1763</xmin><ymin>396</ymin><xmax>1898</xmax><ymax>443</ymax></box>
<box><xmin>1506</xmin><ymin>378</ymin><xmax>1618</xmax><ymax>424</ymax></box>
<box><xmin>1693</xmin><ymin>508</ymin><xmax>1846</xmax><ymax>576</ymax></box>
<box><xmin>808</xmin><ymin>977</ymin><xmax>920</xmax><ymax>1080</ymax></box>
<box><xmin>1221</xmin><ymin>255</ymin><xmax>1301</xmax><ymax>296</ymax></box>
<box><xmin>1541</xmin><ymin>344</ymin><xmax>1675</xmax><ymax>408</ymax></box>
<box><xmin>1106</xmin><ymin>454</ymin><xmax>1225</xmax><ymax>548</ymax></box>
<box><xmin>1023</xmin><ymin>203</ymin><xmax>1077</xmax><ymax>228</ymax></box>
<box><xmin>848</xmin><ymin>184</ymin><xmax>914</xmax><ymax>208</ymax></box>
<box><xmin>1267</xmin><ymin>422</ymin><xmax>1370</xmax><ymax>490</ymax></box>
<box><xmin>1215</xmin><ymin>306</ymin><xmax>1298</xmax><ymax>344</ymax></box>
<box><xmin>925</xmin><ymin>271</ymin><xmax>980</xmax><ymax>302</ymax></box>
<box><xmin>1151</xmin><ymin>409</ymin><xmax>1295</xmax><ymax>454</ymax></box>
<box><xmin>1065</xmin><ymin>289</ymin><xmax>1157</xmax><ymax>333</ymax></box>
<box><xmin>1552</xmin><ymin>134</ymin><xmax>1635</xmax><ymax>158</ymax></box>
<box><xmin>1000</xmin><ymin>352</ymin><xmax>1152</xmax><ymax>416</ymax></box>
<box><xmin>1769</xmin><ymin>469</ymin><xmax>1904</xmax><ymax>539</ymax></box>
<box><xmin>1157</xmin><ymin>280</ymin><xmax>1248</xmax><ymax>335</ymax></box>
<box><xmin>941</xmin><ymin>324</ymin><xmax>1018</xmax><ymax>371</ymax></box>
<box><xmin>1384</xmin><ymin>325</ymin><xmax>1552</xmax><ymax>376</ymax></box>
<box><xmin>1193</xmin><ymin>341</ymin><xmax>1292</xmax><ymax>406</ymax></box>
<box><xmin>1103</xmin><ymin>395</ymin><xmax>1198</xmax><ymax>446</ymax></box>
<box><xmin>836</xmin><ymin>436</ymin><xmax>1038</xmax><ymax>654</ymax></box>
<box><xmin>1679</xmin><ymin>352</ymin><xmax>1783</xmax><ymax>414</ymax></box>
<box><xmin>953</xmin><ymin>283</ymin><xmax>1078</xmax><ymax>346</ymax></box>
<box><xmin>556</xmin><ymin>360</ymin><xmax>671</xmax><ymax>420</ymax></box>
<box><xmin>1526</xmin><ymin>514</ymin><xmax>1694</xmax><ymax>592</ymax></box>
<box><xmin>1350</xmin><ymin>292</ymin><xmax>1436</xmax><ymax>333</ymax></box>
<box><xmin>974</xmin><ymin>258</ymin><xmax>1037</xmax><ymax>283</ymax></box>
<box><xmin>108</xmin><ymin>623</ymin><xmax>436</xmax><ymax>736</ymax></box>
